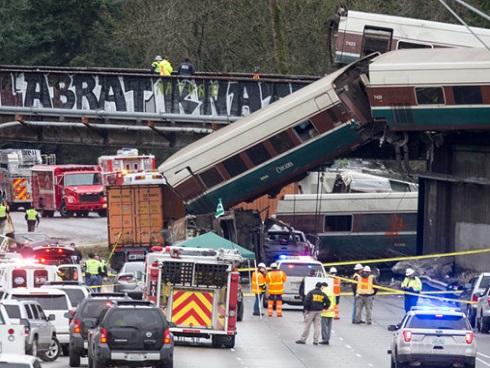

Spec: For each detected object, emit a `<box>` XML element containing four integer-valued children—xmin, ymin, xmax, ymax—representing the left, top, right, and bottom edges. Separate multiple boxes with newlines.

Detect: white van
<box><xmin>0</xmin><ymin>304</ymin><xmax>26</xmax><ymax>354</ymax></box>
<box><xmin>276</xmin><ymin>256</ymin><xmax>327</xmax><ymax>305</ymax></box>
<box><xmin>3</xmin><ymin>288</ymin><xmax>73</xmax><ymax>352</ymax></box>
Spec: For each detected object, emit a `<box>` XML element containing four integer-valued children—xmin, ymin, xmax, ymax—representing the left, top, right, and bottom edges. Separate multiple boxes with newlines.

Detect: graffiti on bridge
<box><xmin>0</xmin><ymin>72</ymin><xmax>307</xmax><ymax>119</ymax></box>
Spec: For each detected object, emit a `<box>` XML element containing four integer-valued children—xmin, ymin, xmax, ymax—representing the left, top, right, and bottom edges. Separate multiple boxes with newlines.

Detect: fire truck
<box><xmin>31</xmin><ymin>165</ymin><xmax>106</xmax><ymax>218</ymax></box>
<box><xmin>145</xmin><ymin>246</ymin><xmax>242</xmax><ymax>348</ymax></box>
<box><xmin>0</xmin><ymin>149</ymin><xmax>42</xmax><ymax>209</ymax></box>
<box><xmin>98</xmin><ymin>148</ymin><xmax>157</xmax><ymax>186</ymax></box>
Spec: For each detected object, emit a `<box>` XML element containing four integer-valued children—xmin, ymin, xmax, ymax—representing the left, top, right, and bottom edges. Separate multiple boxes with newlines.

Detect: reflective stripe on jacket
<box><xmin>357</xmin><ymin>275</ymin><xmax>375</xmax><ymax>295</ymax></box>
<box><xmin>333</xmin><ymin>277</ymin><xmax>341</xmax><ymax>296</ymax></box>
<box><xmin>401</xmin><ymin>276</ymin><xmax>422</xmax><ymax>292</ymax></box>
<box><xmin>266</xmin><ymin>270</ymin><xmax>287</xmax><ymax>295</ymax></box>
<box><xmin>26</xmin><ymin>208</ymin><xmax>38</xmax><ymax>221</ymax></box>
<box><xmin>251</xmin><ymin>271</ymin><xmax>266</xmax><ymax>294</ymax></box>
<box><xmin>321</xmin><ymin>288</ymin><xmax>336</xmax><ymax>317</ymax></box>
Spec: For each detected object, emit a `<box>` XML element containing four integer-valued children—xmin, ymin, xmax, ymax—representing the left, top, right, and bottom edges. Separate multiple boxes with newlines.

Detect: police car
<box><xmin>387</xmin><ymin>307</ymin><xmax>477</xmax><ymax>368</ymax></box>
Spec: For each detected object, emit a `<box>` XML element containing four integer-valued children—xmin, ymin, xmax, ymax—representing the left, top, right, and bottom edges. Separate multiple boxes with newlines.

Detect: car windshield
<box><xmin>12</xmin><ymin>294</ymin><xmax>68</xmax><ymax>310</ymax></box>
<box><xmin>58</xmin><ymin>289</ymin><xmax>85</xmax><ymax>307</ymax></box>
<box><xmin>81</xmin><ymin>300</ymin><xmax>112</xmax><ymax>319</ymax></box>
<box><xmin>4</xmin><ymin>305</ymin><xmax>21</xmax><ymax>319</ymax></box>
<box><xmin>408</xmin><ymin>314</ymin><xmax>468</xmax><ymax>330</ymax></box>
<box><xmin>64</xmin><ymin>173</ymin><xmax>101</xmax><ymax>186</ymax></box>
<box><xmin>480</xmin><ymin>276</ymin><xmax>490</xmax><ymax>290</ymax></box>
<box><xmin>121</xmin><ymin>262</ymin><xmax>145</xmax><ymax>273</ymax></box>
<box><xmin>279</xmin><ymin>263</ymin><xmax>324</xmax><ymax>277</ymax></box>
<box><xmin>106</xmin><ymin>309</ymin><xmax>165</xmax><ymax>329</ymax></box>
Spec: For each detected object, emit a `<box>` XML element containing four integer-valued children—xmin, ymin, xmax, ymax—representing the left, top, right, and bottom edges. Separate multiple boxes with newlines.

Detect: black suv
<box><xmin>67</xmin><ymin>293</ymin><xmax>131</xmax><ymax>367</ymax></box>
<box><xmin>88</xmin><ymin>300</ymin><xmax>174</xmax><ymax>368</ymax></box>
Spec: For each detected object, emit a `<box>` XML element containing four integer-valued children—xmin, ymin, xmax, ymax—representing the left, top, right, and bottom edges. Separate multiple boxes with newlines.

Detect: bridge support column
<box><xmin>418</xmin><ymin>139</ymin><xmax>490</xmax><ymax>272</ymax></box>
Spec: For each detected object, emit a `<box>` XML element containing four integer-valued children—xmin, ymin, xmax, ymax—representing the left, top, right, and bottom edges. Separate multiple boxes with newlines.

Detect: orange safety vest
<box><xmin>333</xmin><ymin>277</ymin><xmax>341</xmax><ymax>296</ymax></box>
<box><xmin>266</xmin><ymin>270</ymin><xmax>287</xmax><ymax>295</ymax></box>
<box><xmin>357</xmin><ymin>275</ymin><xmax>375</xmax><ymax>295</ymax></box>
<box><xmin>251</xmin><ymin>271</ymin><xmax>266</xmax><ymax>294</ymax></box>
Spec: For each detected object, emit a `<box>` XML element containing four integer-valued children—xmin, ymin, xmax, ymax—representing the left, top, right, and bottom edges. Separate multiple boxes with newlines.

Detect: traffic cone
<box><xmin>334</xmin><ymin>304</ymin><xmax>340</xmax><ymax>319</ymax></box>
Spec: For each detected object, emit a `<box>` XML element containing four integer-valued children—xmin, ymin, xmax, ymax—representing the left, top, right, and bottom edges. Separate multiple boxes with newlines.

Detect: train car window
<box><xmin>293</xmin><ymin>120</ymin><xmax>318</xmax><ymax>142</ymax></box>
<box><xmin>198</xmin><ymin>167</ymin><xmax>223</xmax><ymax>189</ymax></box>
<box><xmin>415</xmin><ymin>87</ymin><xmax>444</xmax><ymax>105</ymax></box>
<box><xmin>324</xmin><ymin>215</ymin><xmax>352</xmax><ymax>232</ymax></box>
<box><xmin>245</xmin><ymin>143</ymin><xmax>272</xmax><ymax>166</ymax></box>
<box><xmin>223</xmin><ymin>154</ymin><xmax>248</xmax><ymax>177</ymax></box>
<box><xmin>354</xmin><ymin>213</ymin><xmax>417</xmax><ymax>233</ymax></box>
<box><xmin>268</xmin><ymin>131</ymin><xmax>295</xmax><ymax>154</ymax></box>
<box><xmin>453</xmin><ymin>86</ymin><xmax>482</xmax><ymax>105</ymax></box>
<box><xmin>361</xmin><ymin>26</ymin><xmax>393</xmax><ymax>56</ymax></box>
<box><xmin>397</xmin><ymin>41</ymin><xmax>432</xmax><ymax>49</ymax></box>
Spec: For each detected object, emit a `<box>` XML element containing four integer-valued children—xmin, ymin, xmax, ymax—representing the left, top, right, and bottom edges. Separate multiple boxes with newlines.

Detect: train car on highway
<box><xmin>329</xmin><ymin>9</ymin><xmax>490</xmax><ymax>65</ymax></box>
<box><xmin>367</xmin><ymin>48</ymin><xmax>490</xmax><ymax>131</ymax></box>
<box><xmin>276</xmin><ymin>192</ymin><xmax>418</xmax><ymax>262</ymax></box>
<box><xmin>159</xmin><ymin>54</ymin><xmax>377</xmax><ymax>214</ymax></box>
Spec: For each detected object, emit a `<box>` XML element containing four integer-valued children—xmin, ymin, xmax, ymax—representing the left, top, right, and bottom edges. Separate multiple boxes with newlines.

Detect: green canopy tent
<box><xmin>177</xmin><ymin>232</ymin><xmax>256</xmax><ymax>260</ymax></box>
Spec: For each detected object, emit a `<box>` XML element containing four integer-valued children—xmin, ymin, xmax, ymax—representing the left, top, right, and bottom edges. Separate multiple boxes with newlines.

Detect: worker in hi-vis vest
<box><xmin>25</xmin><ymin>206</ymin><xmax>40</xmax><ymax>232</ymax></box>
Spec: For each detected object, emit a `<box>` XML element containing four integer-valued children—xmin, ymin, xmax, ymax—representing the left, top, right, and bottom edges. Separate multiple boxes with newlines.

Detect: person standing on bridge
<box><xmin>151</xmin><ymin>55</ymin><xmax>173</xmax><ymax>76</ymax></box>
<box><xmin>353</xmin><ymin>266</ymin><xmax>378</xmax><ymax>325</ymax></box>
<box><xmin>25</xmin><ymin>205</ymin><xmax>40</xmax><ymax>232</ymax></box>
<box><xmin>351</xmin><ymin>263</ymin><xmax>363</xmax><ymax>323</ymax></box>
<box><xmin>0</xmin><ymin>201</ymin><xmax>10</xmax><ymax>234</ymax></box>
<box><xmin>296</xmin><ymin>282</ymin><xmax>330</xmax><ymax>345</ymax></box>
<box><xmin>251</xmin><ymin>263</ymin><xmax>267</xmax><ymax>316</ymax></box>
<box><xmin>401</xmin><ymin>268</ymin><xmax>422</xmax><ymax>312</ymax></box>
<box><xmin>177</xmin><ymin>58</ymin><xmax>195</xmax><ymax>76</ymax></box>
<box><xmin>265</xmin><ymin>262</ymin><xmax>287</xmax><ymax>317</ymax></box>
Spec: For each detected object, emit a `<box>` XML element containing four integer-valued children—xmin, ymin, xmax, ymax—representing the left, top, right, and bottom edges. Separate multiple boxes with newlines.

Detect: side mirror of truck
<box><xmin>387</xmin><ymin>324</ymin><xmax>398</xmax><ymax>332</ymax></box>
<box><xmin>48</xmin><ymin>314</ymin><xmax>55</xmax><ymax>321</ymax></box>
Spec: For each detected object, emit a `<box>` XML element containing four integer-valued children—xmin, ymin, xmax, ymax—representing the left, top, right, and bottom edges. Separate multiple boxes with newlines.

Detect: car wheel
<box><xmin>93</xmin><ymin>358</ymin><xmax>106</xmax><ymax>368</ymax></box>
<box><xmin>97</xmin><ymin>209</ymin><xmax>107</xmax><ymax>217</ymax></box>
<box><xmin>476</xmin><ymin>316</ymin><xmax>483</xmax><ymax>333</ymax></box>
<box><xmin>482</xmin><ymin>317</ymin><xmax>490</xmax><ymax>333</ymax></box>
<box><xmin>465</xmin><ymin>359</ymin><xmax>476</xmax><ymax>368</ymax></box>
<box><xmin>60</xmin><ymin>203</ymin><xmax>73</xmax><ymax>218</ymax></box>
<box><xmin>40</xmin><ymin>337</ymin><xmax>60</xmax><ymax>362</ymax></box>
<box><xmin>237</xmin><ymin>301</ymin><xmax>244</xmax><ymax>322</ymax></box>
<box><xmin>155</xmin><ymin>356</ymin><xmax>174</xmax><ymax>368</ymax></box>
<box><xmin>69</xmin><ymin>347</ymin><xmax>81</xmax><ymax>367</ymax></box>
<box><xmin>61</xmin><ymin>344</ymin><xmax>69</xmax><ymax>356</ymax></box>
<box><xmin>468</xmin><ymin>308</ymin><xmax>476</xmax><ymax>328</ymax></box>
<box><xmin>28</xmin><ymin>337</ymin><xmax>38</xmax><ymax>356</ymax></box>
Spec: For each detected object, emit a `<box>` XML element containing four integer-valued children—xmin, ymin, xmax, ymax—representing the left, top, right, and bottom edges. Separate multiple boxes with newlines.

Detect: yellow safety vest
<box><xmin>26</xmin><ymin>208</ymin><xmax>38</xmax><ymax>221</ymax></box>
<box><xmin>321</xmin><ymin>288</ymin><xmax>336</xmax><ymax>318</ymax></box>
<box><xmin>251</xmin><ymin>271</ymin><xmax>266</xmax><ymax>294</ymax></box>
<box><xmin>0</xmin><ymin>205</ymin><xmax>6</xmax><ymax>218</ymax></box>
<box><xmin>160</xmin><ymin>60</ymin><xmax>173</xmax><ymax>76</ymax></box>
<box><xmin>357</xmin><ymin>275</ymin><xmax>375</xmax><ymax>295</ymax></box>
<box><xmin>401</xmin><ymin>276</ymin><xmax>422</xmax><ymax>292</ymax></box>
<box><xmin>266</xmin><ymin>270</ymin><xmax>287</xmax><ymax>295</ymax></box>
<box><xmin>85</xmin><ymin>259</ymin><xmax>100</xmax><ymax>275</ymax></box>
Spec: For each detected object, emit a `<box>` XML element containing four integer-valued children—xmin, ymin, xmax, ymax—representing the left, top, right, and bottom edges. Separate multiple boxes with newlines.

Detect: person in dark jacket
<box><xmin>296</xmin><ymin>282</ymin><xmax>330</xmax><ymax>345</ymax></box>
<box><xmin>177</xmin><ymin>58</ymin><xmax>195</xmax><ymax>76</ymax></box>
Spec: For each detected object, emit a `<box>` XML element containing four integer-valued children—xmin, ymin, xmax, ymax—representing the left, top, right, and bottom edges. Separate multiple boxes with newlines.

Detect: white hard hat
<box><xmin>354</xmin><ymin>263</ymin><xmax>363</xmax><ymax>271</ymax></box>
<box><xmin>363</xmin><ymin>265</ymin><xmax>371</xmax><ymax>272</ymax></box>
<box><xmin>329</xmin><ymin>267</ymin><xmax>337</xmax><ymax>274</ymax></box>
<box><xmin>270</xmin><ymin>262</ymin><xmax>278</xmax><ymax>269</ymax></box>
<box><xmin>155</xmin><ymin>55</ymin><xmax>163</xmax><ymax>61</ymax></box>
<box><xmin>258</xmin><ymin>263</ymin><xmax>266</xmax><ymax>268</ymax></box>
<box><xmin>405</xmin><ymin>268</ymin><xmax>415</xmax><ymax>277</ymax></box>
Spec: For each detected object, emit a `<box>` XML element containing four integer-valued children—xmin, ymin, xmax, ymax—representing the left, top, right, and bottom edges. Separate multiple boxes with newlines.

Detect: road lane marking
<box><xmin>477</xmin><ymin>357</ymin><xmax>490</xmax><ymax>367</ymax></box>
<box><xmin>368</xmin><ymin>364</ymin><xmax>374</xmax><ymax>367</ymax></box>
<box><xmin>355</xmin><ymin>353</ymin><xmax>362</xmax><ymax>358</ymax></box>
<box><xmin>479</xmin><ymin>352</ymin><xmax>490</xmax><ymax>359</ymax></box>
<box><xmin>338</xmin><ymin>336</ymin><xmax>344</xmax><ymax>341</ymax></box>
<box><xmin>345</xmin><ymin>344</ymin><xmax>352</xmax><ymax>349</ymax></box>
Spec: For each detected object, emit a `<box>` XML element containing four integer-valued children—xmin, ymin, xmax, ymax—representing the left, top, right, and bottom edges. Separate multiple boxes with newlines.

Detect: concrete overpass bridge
<box><xmin>0</xmin><ymin>65</ymin><xmax>317</xmax><ymax>149</ymax></box>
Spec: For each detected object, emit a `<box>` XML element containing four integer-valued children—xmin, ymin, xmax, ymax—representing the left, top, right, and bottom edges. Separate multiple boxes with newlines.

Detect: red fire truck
<box><xmin>0</xmin><ymin>149</ymin><xmax>42</xmax><ymax>209</ymax></box>
<box><xmin>145</xmin><ymin>246</ymin><xmax>242</xmax><ymax>348</ymax></box>
<box><xmin>31</xmin><ymin>165</ymin><xmax>106</xmax><ymax>218</ymax></box>
<box><xmin>98</xmin><ymin>148</ymin><xmax>156</xmax><ymax>186</ymax></box>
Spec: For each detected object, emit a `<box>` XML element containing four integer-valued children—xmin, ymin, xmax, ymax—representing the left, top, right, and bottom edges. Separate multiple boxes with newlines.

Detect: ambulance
<box><xmin>145</xmin><ymin>246</ymin><xmax>242</xmax><ymax>348</ymax></box>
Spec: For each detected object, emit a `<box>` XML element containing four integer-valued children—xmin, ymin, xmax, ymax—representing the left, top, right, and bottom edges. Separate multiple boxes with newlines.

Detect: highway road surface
<box><xmin>44</xmin><ymin>295</ymin><xmax>490</xmax><ymax>368</ymax></box>
<box><xmin>9</xmin><ymin>211</ymin><xmax>108</xmax><ymax>246</ymax></box>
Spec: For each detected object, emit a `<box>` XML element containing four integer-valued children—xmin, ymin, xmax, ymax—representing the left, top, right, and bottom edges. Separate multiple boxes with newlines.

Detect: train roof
<box><xmin>277</xmin><ymin>192</ymin><xmax>418</xmax><ymax>214</ymax></box>
<box><xmin>369</xmin><ymin>48</ymin><xmax>490</xmax><ymax>85</ymax></box>
<box><xmin>158</xmin><ymin>65</ymin><xmax>348</xmax><ymax>175</ymax></box>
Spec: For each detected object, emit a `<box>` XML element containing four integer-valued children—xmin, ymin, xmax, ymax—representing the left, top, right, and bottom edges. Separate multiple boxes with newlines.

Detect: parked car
<box><xmin>0</xmin><ymin>354</ymin><xmax>42</xmax><ymax>368</ymax></box>
<box><xmin>68</xmin><ymin>293</ymin><xmax>131</xmax><ymax>367</ymax></box>
<box><xmin>88</xmin><ymin>300</ymin><xmax>174</xmax><ymax>368</ymax></box>
<box><xmin>2</xmin><ymin>300</ymin><xmax>59</xmax><ymax>361</ymax></box>
<box><xmin>388</xmin><ymin>307</ymin><xmax>476</xmax><ymax>368</ymax></box>
<box><xmin>475</xmin><ymin>284</ymin><xmax>490</xmax><ymax>333</ymax></box>
<box><xmin>114</xmin><ymin>262</ymin><xmax>145</xmax><ymax>298</ymax></box>
<box><xmin>41</xmin><ymin>282</ymin><xmax>90</xmax><ymax>308</ymax></box>
<box><xmin>0</xmin><ymin>304</ymin><xmax>26</xmax><ymax>354</ymax></box>
<box><xmin>3</xmin><ymin>288</ymin><xmax>73</xmax><ymax>356</ymax></box>
<box><xmin>458</xmin><ymin>273</ymin><xmax>490</xmax><ymax>327</ymax></box>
